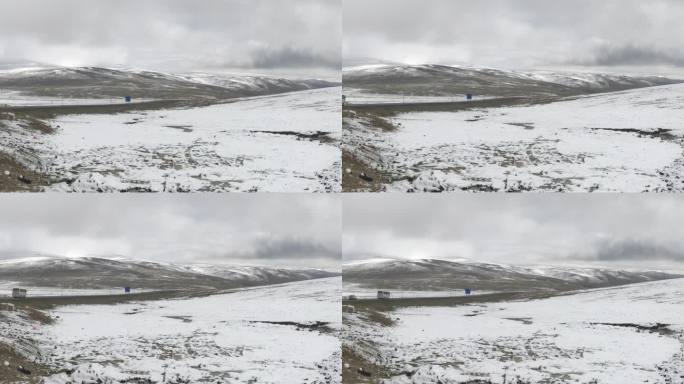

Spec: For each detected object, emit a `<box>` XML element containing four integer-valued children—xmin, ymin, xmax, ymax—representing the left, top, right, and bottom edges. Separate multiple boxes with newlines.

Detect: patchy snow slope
<box><xmin>0</xmin><ymin>67</ymin><xmax>337</xmax><ymax>101</ymax></box>
<box><xmin>176</xmin><ymin>72</ymin><xmax>336</xmax><ymax>95</ymax></box>
<box><xmin>342</xmin><ymin>258</ymin><xmax>680</xmax><ymax>293</ymax></box>
<box><xmin>0</xmin><ymin>255</ymin><xmax>339</xmax><ymax>291</ymax></box>
<box><xmin>27</xmin><ymin>278</ymin><xmax>341</xmax><ymax>383</ymax></box>
<box><xmin>345</xmin><ymin>278</ymin><xmax>684</xmax><ymax>384</ymax></box>
<box><xmin>346</xmin><ymin>83</ymin><xmax>684</xmax><ymax>192</ymax></box>
<box><xmin>343</xmin><ymin>64</ymin><xmax>680</xmax><ymax>95</ymax></box>
<box><xmin>4</xmin><ymin>87</ymin><xmax>341</xmax><ymax>192</ymax></box>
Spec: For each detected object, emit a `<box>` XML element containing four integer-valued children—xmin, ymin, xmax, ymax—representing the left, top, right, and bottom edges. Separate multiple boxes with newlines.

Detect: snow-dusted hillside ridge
<box><xmin>344</xmin><ymin>258</ymin><xmax>682</xmax><ymax>293</ymax></box>
<box><xmin>0</xmin><ymin>66</ymin><xmax>338</xmax><ymax>102</ymax></box>
<box><xmin>0</xmin><ymin>256</ymin><xmax>339</xmax><ymax>291</ymax></box>
<box><xmin>343</xmin><ymin>64</ymin><xmax>682</xmax><ymax>100</ymax></box>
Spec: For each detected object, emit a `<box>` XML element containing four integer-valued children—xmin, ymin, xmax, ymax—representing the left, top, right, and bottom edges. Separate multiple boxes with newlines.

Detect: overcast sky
<box><xmin>344</xmin><ymin>0</ymin><xmax>684</xmax><ymax>76</ymax></box>
<box><xmin>0</xmin><ymin>0</ymin><xmax>340</xmax><ymax>76</ymax></box>
<box><xmin>0</xmin><ymin>195</ymin><xmax>340</xmax><ymax>270</ymax></box>
<box><xmin>344</xmin><ymin>195</ymin><xmax>684</xmax><ymax>273</ymax></box>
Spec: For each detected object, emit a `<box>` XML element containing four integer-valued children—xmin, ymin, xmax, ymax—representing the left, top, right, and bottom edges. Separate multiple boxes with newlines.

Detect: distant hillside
<box><xmin>0</xmin><ymin>67</ymin><xmax>338</xmax><ymax>101</ymax></box>
<box><xmin>343</xmin><ymin>64</ymin><xmax>683</xmax><ymax>98</ymax></box>
<box><xmin>0</xmin><ymin>256</ymin><xmax>338</xmax><ymax>290</ymax></box>
<box><xmin>344</xmin><ymin>258</ymin><xmax>683</xmax><ymax>292</ymax></box>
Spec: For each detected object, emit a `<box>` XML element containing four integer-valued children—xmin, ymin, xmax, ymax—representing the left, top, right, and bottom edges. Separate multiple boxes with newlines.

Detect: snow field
<box><xmin>3</xmin><ymin>278</ymin><xmax>341</xmax><ymax>384</ymax></box>
<box><xmin>2</xmin><ymin>87</ymin><xmax>341</xmax><ymax>192</ymax></box>
<box><xmin>345</xmin><ymin>83</ymin><xmax>684</xmax><ymax>192</ymax></box>
<box><xmin>345</xmin><ymin>278</ymin><xmax>684</xmax><ymax>384</ymax></box>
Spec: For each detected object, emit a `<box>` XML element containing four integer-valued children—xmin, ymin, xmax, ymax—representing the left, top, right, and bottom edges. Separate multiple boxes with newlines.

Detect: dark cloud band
<box><xmin>249</xmin><ymin>47</ymin><xmax>341</xmax><ymax>70</ymax></box>
<box><xmin>576</xmin><ymin>45</ymin><xmax>684</xmax><ymax>67</ymax></box>
<box><xmin>589</xmin><ymin>239</ymin><xmax>684</xmax><ymax>261</ymax></box>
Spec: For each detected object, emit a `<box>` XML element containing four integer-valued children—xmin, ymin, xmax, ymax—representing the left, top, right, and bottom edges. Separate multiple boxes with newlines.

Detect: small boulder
<box><xmin>17</xmin><ymin>365</ymin><xmax>31</xmax><ymax>375</ymax></box>
<box><xmin>359</xmin><ymin>172</ymin><xmax>373</xmax><ymax>182</ymax></box>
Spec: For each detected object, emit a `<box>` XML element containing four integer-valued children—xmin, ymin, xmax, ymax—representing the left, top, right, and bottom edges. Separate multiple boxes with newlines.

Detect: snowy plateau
<box><xmin>1</xmin><ymin>277</ymin><xmax>341</xmax><ymax>384</ymax></box>
<box><xmin>0</xmin><ymin>67</ymin><xmax>340</xmax><ymax>192</ymax></box>
<box><xmin>342</xmin><ymin>259</ymin><xmax>684</xmax><ymax>384</ymax></box>
<box><xmin>342</xmin><ymin>65</ymin><xmax>684</xmax><ymax>192</ymax></box>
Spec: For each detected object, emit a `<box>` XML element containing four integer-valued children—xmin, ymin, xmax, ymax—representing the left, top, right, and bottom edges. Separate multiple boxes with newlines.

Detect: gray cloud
<box><xmin>590</xmin><ymin>239</ymin><xmax>684</xmax><ymax>262</ymax></box>
<box><xmin>0</xmin><ymin>0</ymin><xmax>341</xmax><ymax>74</ymax></box>
<box><xmin>579</xmin><ymin>45</ymin><xmax>684</xmax><ymax>67</ymax></box>
<box><xmin>249</xmin><ymin>47</ymin><xmax>341</xmax><ymax>70</ymax></box>
<box><xmin>344</xmin><ymin>0</ymin><xmax>684</xmax><ymax>74</ymax></box>
<box><xmin>246</xmin><ymin>237</ymin><xmax>340</xmax><ymax>260</ymax></box>
<box><xmin>0</xmin><ymin>195</ymin><xmax>341</xmax><ymax>269</ymax></box>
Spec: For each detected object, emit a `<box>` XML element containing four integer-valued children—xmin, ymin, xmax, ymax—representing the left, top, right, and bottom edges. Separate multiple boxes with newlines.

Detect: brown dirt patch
<box><xmin>342</xmin><ymin>151</ymin><xmax>386</xmax><ymax>192</ymax></box>
<box><xmin>0</xmin><ymin>342</ymin><xmax>50</xmax><ymax>384</ymax></box>
<box><xmin>342</xmin><ymin>345</ymin><xmax>392</xmax><ymax>384</ymax></box>
<box><xmin>18</xmin><ymin>117</ymin><xmax>55</xmax><ymax>134</ymax></box>
<box><xmin>0</xmin><ymin>152</ymin><xmax>48</xmax><ymax>192</ymax></box>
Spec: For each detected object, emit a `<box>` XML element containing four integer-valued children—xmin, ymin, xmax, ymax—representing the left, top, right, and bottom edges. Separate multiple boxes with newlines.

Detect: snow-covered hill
<box><xmin>343</xmin><ymin>258</ymin><xmax>682</xmax><ymax>292</ymax></box>
<box><xmin>177</xmin><ymin>72</ymin><xmax>336</xmax><ymax>95</ymax></box>
<box><xmin>0</xmin><ymin>66</ymin><xmax>338</xmax><ymax>102</ymax></box>
<box><xmin>0</xmin><ymin>255</ymin><xmax>338</xmax><ymax>291</ymax></box>
<box><xmin>345</xmin><ymin>277</ymin><xmax>684</xmax><ymax>384</ymax></box>
<box><xmin>343</xmin><ymin>64</ymin><xmax>683</xmax><ymax>98</ymax></box>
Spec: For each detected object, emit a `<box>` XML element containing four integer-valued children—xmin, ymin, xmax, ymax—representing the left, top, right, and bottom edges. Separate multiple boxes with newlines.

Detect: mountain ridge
<box><xmin>343</xmin><ymin>64</ymin><xmax>684</xmax><ymax>98</ymax></box>
<box><xmin>0</xmin><ymin>255</ymin><xmax>339</xmax><ymax>290</ymax></box>
<box><xmin>344</xmin><ymin>258</ymin><xmax>683</xmax><ymax>292</ymax></box>
<box><xmin>0</xmin><ymin>66</ymin><xmax>339</xmax><ymax>101</ymax></box>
